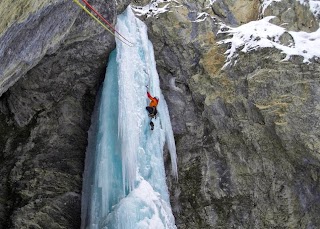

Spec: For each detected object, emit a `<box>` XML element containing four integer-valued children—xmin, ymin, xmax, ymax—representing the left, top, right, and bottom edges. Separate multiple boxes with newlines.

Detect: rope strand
<box><xmin>81</xmin><ymin>0</ymin><xmax>134</xmax><ymax>46</ymax></box>
<box><xmin>73</xmin><ymin>0</ymin><xmax>134</xmax><ymax>47</ymax></box>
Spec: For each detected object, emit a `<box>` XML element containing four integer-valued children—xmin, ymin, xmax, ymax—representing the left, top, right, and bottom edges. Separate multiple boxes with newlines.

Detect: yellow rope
<box><xmin>73</xmin><ymin>0</ymin><xmax>133</xmax><ymax>47</ymax></box>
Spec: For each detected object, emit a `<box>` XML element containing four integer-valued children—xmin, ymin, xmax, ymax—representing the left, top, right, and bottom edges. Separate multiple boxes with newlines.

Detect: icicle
<box><xmin>158</xmin><ymin>93</ymin><xmax>178</xmax><ymax>179</ymax></box>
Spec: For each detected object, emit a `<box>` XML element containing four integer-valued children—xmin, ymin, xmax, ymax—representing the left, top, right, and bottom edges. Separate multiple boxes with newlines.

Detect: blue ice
<box><xmin>81</xmin><ymin>7</ymin><xmax>178</xmax><ymax>229</ymax></box>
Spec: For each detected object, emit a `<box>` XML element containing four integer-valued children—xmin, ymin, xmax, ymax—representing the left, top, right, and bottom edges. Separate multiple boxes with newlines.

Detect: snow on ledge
<box><xmin>309</xmin><ymin>1</ymin><xmax>320</xmax><ymax>18</ymax></box>
<box><xmin>192</xmin><ymin>12</ymin><xmax>210</xmax><ymax>23</ymax></box>
<box><xmin>131</xmin><ymin>0</ymin><xmax>181</xmax><ymax>18</ymax></box>
<box><xmin>218</xmin><ymin>16</ymin><xmax>320</xmax><ymax>68</ymax></box>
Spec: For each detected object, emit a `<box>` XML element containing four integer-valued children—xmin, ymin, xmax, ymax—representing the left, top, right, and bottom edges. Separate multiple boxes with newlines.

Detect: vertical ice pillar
<box><xmin>81</xmin><ymin>6</ymin><xmax>178</xmax><ymax>229</ymax></box>
<box><xmin>81</xmin><ymin>50</ymin><xmax>125</xmax><ymax>229</ymax></box>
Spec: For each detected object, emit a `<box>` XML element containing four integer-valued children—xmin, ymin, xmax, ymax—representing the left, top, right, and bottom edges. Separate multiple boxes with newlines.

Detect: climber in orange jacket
<box><xmin>146</xmin><ymin>86</ymin><xmax>159</xmax><ymax>118</ymax></box>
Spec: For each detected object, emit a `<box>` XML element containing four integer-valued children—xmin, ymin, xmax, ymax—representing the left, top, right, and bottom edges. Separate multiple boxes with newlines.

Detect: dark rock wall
<box><xmin>0</xmin><ymin>0</ymin><xmax>130</xmax><ymax>228</ymax></box>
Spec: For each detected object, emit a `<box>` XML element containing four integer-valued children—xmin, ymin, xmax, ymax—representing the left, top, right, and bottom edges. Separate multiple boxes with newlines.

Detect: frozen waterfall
<box><xmin>81</xmin><ymin>7</ymin><xmax>178</xmax><ymax>229</ymax></box>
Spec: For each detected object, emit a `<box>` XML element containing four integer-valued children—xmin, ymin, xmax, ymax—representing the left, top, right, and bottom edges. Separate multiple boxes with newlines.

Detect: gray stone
<box><xmin>144</xmin><ymin>1</ymin><xmax>320</xmax><ymax>228</ymax></box>
<box><xmin>264</xmin><ymin>0</ymin><xmax>318</xmax><ymax>32</ymax></box>
<box><xmin>0</xmin><ymin>0</ymin><xmax>130</xmax><ymax>228</ymax></box>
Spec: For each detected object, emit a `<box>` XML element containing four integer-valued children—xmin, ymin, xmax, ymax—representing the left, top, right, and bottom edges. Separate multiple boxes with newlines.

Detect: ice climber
<box><xmin>146</xmin><ymin>86</ymin><xmax>159</xmax><ymax>130</ymax></box>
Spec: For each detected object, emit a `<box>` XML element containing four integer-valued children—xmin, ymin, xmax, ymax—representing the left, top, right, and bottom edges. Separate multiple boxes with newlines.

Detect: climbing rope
<box><xmin>73</xmin><ymin>0</ymin><xmax>134</xmax><ymax>47</ymax></box>
<box><xmin>81</xmin><ymin>0</ymin><xmax>134</xmax><ymax>46</ymax></box>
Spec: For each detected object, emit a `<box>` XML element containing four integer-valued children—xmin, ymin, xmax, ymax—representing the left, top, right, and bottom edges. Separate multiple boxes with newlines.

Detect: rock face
<box><xmin>0</xmin><ymin>0</ymin><xmax>130</xmax><ymax>228</ymax></box>
<box><xmin>144</xmin><ymin>0</ymin><xmax>320</xmax><ymax>228</ymax></box>
<box><xmin>1</xmin><ymin>0</ymin><xmax>320</xmax><ymax>228</ymax></box>
<box><xmin>264</xmin><ymin>0</ymin><xmax>318</xmax><ymax>32</ymax></box>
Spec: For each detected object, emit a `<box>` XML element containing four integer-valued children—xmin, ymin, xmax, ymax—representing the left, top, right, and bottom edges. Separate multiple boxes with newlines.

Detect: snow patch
<box><xmin>192</xmin><ymin>12</ymin><xmax>210</xmax><ymax>23</ymax></box>
<box><xmin>206</xmin><ymin>0</ymin><xmax>217</xmax><ymax>7</ymax></box>
<box><xmin>131</xmin><ymin>0</ymin><xmax>181</xmax><ymax>18</ymax></box>
<box><xmin>310</xmin><ymin>1</ymin><xmax>320</xmax><ymax>17</ymax></box>
<box><xmin>218</xmin><ymin>16</ymin><xmax>320</xmax><ymax>67</ymax></box>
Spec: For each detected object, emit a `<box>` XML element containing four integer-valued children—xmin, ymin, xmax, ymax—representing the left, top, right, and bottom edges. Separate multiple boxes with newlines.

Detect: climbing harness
<box><xmin>72</xmin><ymin>0</ymin><xmax>134</xmax><ymax>47</ymax></box>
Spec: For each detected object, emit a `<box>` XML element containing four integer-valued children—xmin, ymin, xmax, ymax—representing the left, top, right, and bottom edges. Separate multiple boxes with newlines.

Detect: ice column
<box><xmin>81</xmin><ymin>7</ymin><xmax>177</xmax><ymax>229</ymax></box>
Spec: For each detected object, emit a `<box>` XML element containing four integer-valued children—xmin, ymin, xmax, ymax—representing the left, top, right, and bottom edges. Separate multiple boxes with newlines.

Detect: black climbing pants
<box><xmin>146</xmin><ymin>106</ymin><xmax>157</xmax><ymax>117</ymax></box>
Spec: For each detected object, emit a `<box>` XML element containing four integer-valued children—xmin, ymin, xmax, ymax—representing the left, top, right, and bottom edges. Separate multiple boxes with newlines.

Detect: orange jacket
<box><xmin>147</xmin><ymin>91</ymin><xmax>159</xmax><ymax>107</ymax></box>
